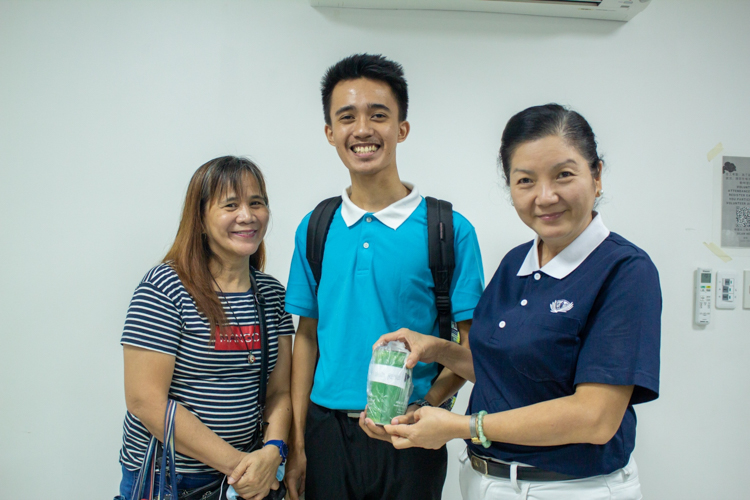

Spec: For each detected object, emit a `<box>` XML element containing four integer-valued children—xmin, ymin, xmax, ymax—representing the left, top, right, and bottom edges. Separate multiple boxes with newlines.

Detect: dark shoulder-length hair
<box><xmin>163</xmin><ymin>156</ymin><xmax>269</xmax><ymax>340</ymax></box>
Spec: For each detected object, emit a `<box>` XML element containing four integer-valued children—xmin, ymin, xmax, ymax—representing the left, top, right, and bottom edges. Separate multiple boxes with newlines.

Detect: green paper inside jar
<box><xmin>367</xmin><ymin>344</ymin><xmax>412</xmax><ymax>425</ymax></box>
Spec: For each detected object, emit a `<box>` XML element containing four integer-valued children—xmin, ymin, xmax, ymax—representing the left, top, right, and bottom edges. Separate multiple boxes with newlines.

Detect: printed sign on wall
<box><xmin>721</xmin><ymin>156</ymin><xmax>750</xmax><ymax>247</ymax></box>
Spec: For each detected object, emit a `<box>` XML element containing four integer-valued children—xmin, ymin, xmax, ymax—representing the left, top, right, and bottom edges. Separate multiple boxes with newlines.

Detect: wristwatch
<box><xmin>412</xmin><ymin>398</ymin><xmax>433</xmax><ymax>408</ymax></box>
<box><xmin>264</xmin><ymin>440</ymin><xmax>288</xmax><ymax>465</ymax></box>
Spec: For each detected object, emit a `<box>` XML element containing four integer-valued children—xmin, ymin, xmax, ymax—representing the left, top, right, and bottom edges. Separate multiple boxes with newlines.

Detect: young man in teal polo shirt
<box><xmin>284</xmin><ymin>54</ymin><xmax>485</xmax><ymax>500</ymax></box>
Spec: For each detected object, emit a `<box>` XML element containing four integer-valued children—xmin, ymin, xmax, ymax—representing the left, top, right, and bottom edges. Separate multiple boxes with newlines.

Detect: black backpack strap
<box><xmin>306</xmin><ymin>196</ymin><xmax>343</xmax><ymax>295</ymax></box>
<box><xmin>249</xmin><ymin>267</ymin><xmax>269</xmax><ymax>440</ymax></box>
<box><xmin>425</xmin><ymin>197</ymin><xmax>455</xmax><ymax>344</ymax></box>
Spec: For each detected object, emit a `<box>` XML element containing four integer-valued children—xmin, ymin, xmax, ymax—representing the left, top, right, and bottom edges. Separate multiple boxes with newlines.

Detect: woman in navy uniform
<box><xmin>377</xmin><ymin>104</ymin><xmax>660</xmax><ymax>500</ymax></box>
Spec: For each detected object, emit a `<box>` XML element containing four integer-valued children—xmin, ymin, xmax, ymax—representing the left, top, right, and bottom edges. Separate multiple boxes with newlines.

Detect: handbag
<box><xmin>132</xmin><ymin>269</ymin><xmax>286</xmax><ymax>500</ymax></box>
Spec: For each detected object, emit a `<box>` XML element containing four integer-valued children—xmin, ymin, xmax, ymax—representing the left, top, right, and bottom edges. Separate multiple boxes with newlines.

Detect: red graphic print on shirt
<box><xmin>214</xmin><ymin>325</ymin><xmax>261</xmax><ymax>351</ymax></box>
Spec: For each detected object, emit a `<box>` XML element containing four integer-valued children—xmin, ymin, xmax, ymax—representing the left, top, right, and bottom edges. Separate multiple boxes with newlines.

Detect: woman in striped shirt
<box><xmin>116</xmin><ymin>157</ymin><xmax>294</xmax><ymax>500</ymax></box>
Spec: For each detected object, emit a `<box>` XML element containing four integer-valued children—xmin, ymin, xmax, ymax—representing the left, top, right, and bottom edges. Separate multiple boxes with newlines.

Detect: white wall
<box><xmin>1</xmin><ymin>0</ymin><xmax>749</xmax><ymax>498</ymax></box>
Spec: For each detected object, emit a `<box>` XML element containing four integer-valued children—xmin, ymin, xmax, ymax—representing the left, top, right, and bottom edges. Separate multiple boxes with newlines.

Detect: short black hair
<box><xmin>321</xmin><ymin>53</ymin><xmax>409</xmax><ymax>126</ymax></box>
<box><xmin>498</xmin><ymin>104</ymin><xmax>603</xmax><ymax>186</ymax></box>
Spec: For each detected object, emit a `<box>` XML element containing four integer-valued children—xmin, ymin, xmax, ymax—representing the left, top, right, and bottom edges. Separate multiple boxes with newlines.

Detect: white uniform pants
<box><xmin>458</xmin><ymin>448</ymin><xmax>642</xmax><ymax>500</ymax></box>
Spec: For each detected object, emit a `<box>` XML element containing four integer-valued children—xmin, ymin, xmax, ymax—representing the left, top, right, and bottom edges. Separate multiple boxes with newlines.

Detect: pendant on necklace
<box><xmin>247</xmin><ymin>354</ymin><xmax>256</xmax><ymax>364</ymax></box>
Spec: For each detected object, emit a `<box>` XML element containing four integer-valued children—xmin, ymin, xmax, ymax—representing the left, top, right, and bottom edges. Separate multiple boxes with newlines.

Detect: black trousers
<box><xmin>304</xmin><ymin>402</ymin><xmax>447</xmax><ymax>500</ymax></box>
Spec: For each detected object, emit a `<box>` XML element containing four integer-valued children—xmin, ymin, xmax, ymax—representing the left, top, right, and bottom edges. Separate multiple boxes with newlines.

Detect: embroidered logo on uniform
<box><xmin>550</xmin><ymin>300</ymin><xmax>574</xmax><ymax>314</ymax></box>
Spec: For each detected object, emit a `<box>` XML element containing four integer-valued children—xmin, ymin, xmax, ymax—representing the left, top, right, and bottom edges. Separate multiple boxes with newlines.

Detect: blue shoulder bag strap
<box><xmin>132</xmin><ymin>431</ymin><xmax>157</xmax><ymax>500</ymax></box>
<box><xmin>159</xmin><ymin>400</ymin><xmax>179</xmax><ymax>500</ymax></box>
<box><xmin>132</xmin><ymin>400</ymin><xmax>179</xmax><ymax>500</ymax></box>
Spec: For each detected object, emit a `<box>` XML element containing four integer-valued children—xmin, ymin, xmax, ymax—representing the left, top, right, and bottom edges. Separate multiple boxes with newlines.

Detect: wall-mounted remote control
<box><xmin>694</xmin><ymin>268</ymin><xmax>712</xmax><ymax>325</ymax></box>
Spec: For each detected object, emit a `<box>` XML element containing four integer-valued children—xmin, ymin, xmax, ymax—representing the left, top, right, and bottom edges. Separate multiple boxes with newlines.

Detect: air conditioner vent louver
<box><xmin>310</xmin><ymin>0</ymin><xmax>650</xmax><ymax>22</ymax></box>
<box><xmin>485</xmin><ymin>0</ymin><xmax>602</xmax><ymax>5</ymax></box>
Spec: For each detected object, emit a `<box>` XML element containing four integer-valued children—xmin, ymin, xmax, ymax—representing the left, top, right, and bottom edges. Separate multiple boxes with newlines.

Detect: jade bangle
<box><xmin>469</xmin><ymin>413</ymin><xmax>481</xmax><ymax>444</ymax></box>
<box><xmin>476</xmin><ymin>410</ymin><xmax>492</xmax><ymax>449</ymax></box>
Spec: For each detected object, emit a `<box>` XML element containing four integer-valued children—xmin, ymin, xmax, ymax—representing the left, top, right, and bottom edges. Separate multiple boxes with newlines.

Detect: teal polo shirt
<box><xmin>286</xmin><ymin>184</ymin><xmax>485</xmax><ymax>410</ymax></box>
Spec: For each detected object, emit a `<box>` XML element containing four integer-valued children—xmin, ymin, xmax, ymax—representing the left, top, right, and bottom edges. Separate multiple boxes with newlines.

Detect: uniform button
<box><xmin>521</xmin><ymin>299</ymin><xmax>528</xmax><ymax>306</ymax></box>
<box><xmin>247</xmin><ymin>354</ymin><xmax>255</xmax><ymax>364</ymax></box>
<box><xmin>366</xmin><ymin>217</ymin><xmax>373</xmax><ymax>223</ymax></box>
<box><xmin>534</xmin><ymin>273</ymin><xmax>541</xmax><ymax>281</ymax></box>
<box><xmin>363</xmin><ymin>242</ymin><xmax>370</xmax><ymax>249</ymax></box>
<box><xmin>499</xmin><ymin>321</ymin><xmax>506</xmax><ymax>328</ymax></box>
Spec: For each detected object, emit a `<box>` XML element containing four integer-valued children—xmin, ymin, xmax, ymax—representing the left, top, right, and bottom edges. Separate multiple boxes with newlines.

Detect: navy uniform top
<box><xmin>466</xmin><ymin>214</ymin><xmax>661</xmax><ymax>478</ymax></box>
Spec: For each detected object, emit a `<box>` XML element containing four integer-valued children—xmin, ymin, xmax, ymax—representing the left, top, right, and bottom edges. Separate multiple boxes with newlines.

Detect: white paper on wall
<box><xmin>721</xmin><ymin>156</ymin><xmax>750</xmax><ymax>248</ymax></box>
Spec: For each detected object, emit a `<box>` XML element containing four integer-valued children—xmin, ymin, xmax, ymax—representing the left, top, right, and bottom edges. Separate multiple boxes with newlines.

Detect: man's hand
<box><xmin>358</xmin><ymin>409</ymin><xmax>394</xmax><ymax>443</ymax></box>
<box><xmin>284</xmin><ymin>446</ymin><xmax>306</xmax><ymax>500</ymax></box>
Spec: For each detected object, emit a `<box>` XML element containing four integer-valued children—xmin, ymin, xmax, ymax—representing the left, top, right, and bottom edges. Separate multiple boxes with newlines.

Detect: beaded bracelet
<box><xmin>476</xmin><ymin>410</ymin><xmax>492</xmax><ymax>448</ymax></box>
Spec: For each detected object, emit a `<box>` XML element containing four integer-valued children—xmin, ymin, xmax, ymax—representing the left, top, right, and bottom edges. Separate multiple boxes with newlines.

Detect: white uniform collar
<box><xmin>340</xmin><ymin>182</ymin><xmax>421</xmax><ymax>230</ymax></box>
<box><xmin>517</xmin><ymin>213</ymin><xmax>610</xmax><ymax>280</ymax></box>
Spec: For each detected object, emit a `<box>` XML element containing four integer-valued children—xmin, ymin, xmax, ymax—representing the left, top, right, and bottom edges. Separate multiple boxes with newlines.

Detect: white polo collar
<box><xmin>517</xmin><ymin>213</ymin><xmax>610</xmax><ymax>280</ymax></box>
<box><xmin>340</xmin><ymin>182</ymin><xmax>421</xmax><ymax>230</ymax></box>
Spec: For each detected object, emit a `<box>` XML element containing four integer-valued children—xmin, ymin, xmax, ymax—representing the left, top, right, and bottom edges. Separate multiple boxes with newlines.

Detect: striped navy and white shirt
<box><xmin>119</xmin><ymin>263</ymin><xmax>294</xmax><ymax>473</ymax></box>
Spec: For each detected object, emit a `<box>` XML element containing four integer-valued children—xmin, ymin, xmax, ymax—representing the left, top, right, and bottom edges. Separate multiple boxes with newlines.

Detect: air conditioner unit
<box><xmin>309</xmin><ymin>0</ymin><xmax>652</xmax><ymax>22</ymax></box>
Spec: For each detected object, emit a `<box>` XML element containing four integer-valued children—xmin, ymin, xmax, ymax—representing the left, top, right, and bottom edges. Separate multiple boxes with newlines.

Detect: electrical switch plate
<box><xmin>716</xmin><ymin>270</ymin><xmax>739</xmax><ymax>310</ymax></box>
<box><xmin>744</xmin><ymin>271</ymin><xmax>750</xmax><ymax>310</ymax></box>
